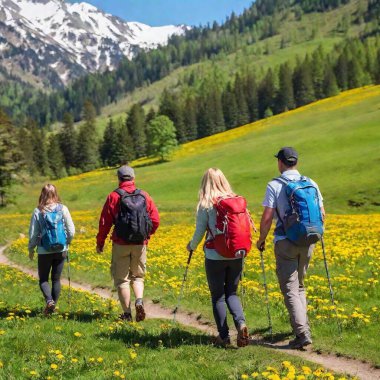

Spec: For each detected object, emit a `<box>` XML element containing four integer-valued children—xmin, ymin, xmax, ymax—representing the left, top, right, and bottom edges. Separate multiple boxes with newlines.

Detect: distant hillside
<box><xmin>1</xmin><ymin>0</ymin><xmax>379</xmax><ymax>126</ymax></box>
<box><xmin>2</xmin><ymin>86</ymin><xmax>379</xmax><ymax>215</ymax></box>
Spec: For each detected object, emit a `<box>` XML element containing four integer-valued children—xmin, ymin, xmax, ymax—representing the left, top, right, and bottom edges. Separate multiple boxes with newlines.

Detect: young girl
<box><xmin>187</xmin><ymin>168</ymin><xmax>250</xmax><ymax>347</ymax></box>
<box><xmin>28</xmin><ymin>184</ymin><xmax>75</xmax><ymax>315</ymax></box>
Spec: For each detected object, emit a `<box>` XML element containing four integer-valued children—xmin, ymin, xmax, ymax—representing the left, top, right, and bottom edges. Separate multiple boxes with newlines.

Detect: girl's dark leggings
<box><xmin>205</xmin><ymin>258</ymin><xmax>246</xmax><ymax>339</ymax></box>
<box><xmin>38</xmin><ymin>252</ymin><xmax>65</xmax><ymax>303</ymax></box>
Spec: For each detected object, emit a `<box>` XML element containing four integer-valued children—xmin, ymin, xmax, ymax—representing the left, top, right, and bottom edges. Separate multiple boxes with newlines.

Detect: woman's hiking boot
<box><xmin>135</xmin><ymin>299</ymin><xmax>145</xmax><ymax>322</ymax></box>
<box><xmin>237</xmin><ymin>324</ymin><xmax>250</xmax><ymax>347</ymax></box>
<box><xmin>44</xmin><ymin>300</ymin><xmax>55</xmax><ymax>316</ymax></box>
<box><xmin>289</xmin><ymin>332</ymin><xmax>312</xmax><ymax>349</ymax></box>
<box><xmin>119</xmin><ymin>312</ymin><xmax>133</xmax><ymax>322</ymax></box>
<box><xmin>212</xmin><ymin>335</ymin><xmax>232</xmax><ymax>348</ymax></box>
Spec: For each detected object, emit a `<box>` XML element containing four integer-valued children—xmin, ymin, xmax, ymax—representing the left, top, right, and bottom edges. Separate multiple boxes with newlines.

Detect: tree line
<box><xmin>0</xmin><ymin>102</ymin><xmax>178</xmax><ymax>204</ymax></box>
<box><xmin>143</xmin><ymin>36</ymin><xmax>380</xmax><ymax>143</ymax></box>
<box><xmin>2</xmin><ymin>0</ymin><xmax>378</xmax><ymax>127</ymax></box>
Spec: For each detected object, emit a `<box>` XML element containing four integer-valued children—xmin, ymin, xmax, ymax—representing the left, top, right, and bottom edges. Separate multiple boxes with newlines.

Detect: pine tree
<box><xmin>258</xmin><ymin>68</ymin><xmax>276</xmax><ymax>118</ymax></box>
<box><xmin>323</xmin><ymin>65</ymin><xmax>339</xmax><ymax>97</ymax></box>
<box><xmin>17</xmin><ymin>127</ymin><xmax>37</xmax><ymax>175</ymax></box>
<box><xmin>245</xmin><ymin>72</ymin><xmax>259</xmax><ymax>122</ymax></box>
<box><xmin>222</xmin><ymin>83</ymin><xmax>238</xmax><ymax>129</ymax></box>
<box><xmin>293</xmin><ymin>56</ymin><xmax>315</xmax><ymax>107</ymax></box>
<box><xmin>47</xmin><ymin>134</ymin><xmax>67</xmax><ymax>179</ymax></box>
<box><xmin>159</xmin><ymin>90</ymin><xmax>186</xmax><ymax>143</ymax></box>
<box><xmin>147</xmin><ymin>115</ymin><xmax>178</xmax><ymax>161</ymax></box>
<box><xmin>234</xmin><ymin>74</ymin><xmax>249</xmax><ymax>126</ymax></box>
<box><xmin>182</xmin><ymin>96</ymin><xmax>198</xmax><ymax>141</ymax></box>
<box><xmin>101</xmin><ymin>118</ymin><xmax>120</xmax><ymax>166</ymax></box>
<box><xmin>375</xmin><ymin>49</ymin><xmax>380</xmax><ymax>84</ymax></box>
<box><xmin>28</xmin><ymin>121</ymin><xmax>51</xmax><ymax>177</ymax></box>
<box><xmin>0</xmin><ymin>109</ymin><xmax>22</xmax><ymax>206</ymax></box>
<box><xmin>335</xmin><ymin>53</ymin><xmax>349</xmax><ymax>90</ymax></box>
<box><xmin>347</xmin><ymin>57</ymin><xmax>369</xmax><ymax>89</ymax></box>
<box><xmin>76</xmin><ymin>101</ymin><xmax>99</xmax><ymax>172</ymax></box>
<box><xmin>58</xmin><ymin>113</ymin><xmax>77</xmax><ymax>171</ymax></box>
<box><xmin>114</xmin><ymin>118</ymin><xmax>135</xmax><ymax>165</ymax></box>
<box><xmin>277</xmin><ymin>63</ymin><xmax>295</xmax><ymax>113</ymax></box>
<box><xmin>126</xmin><ymin>103</ymin><xmax>147</xmax><ymax>158</ymax></box>
<box><xmin>311</xmin><ymin>46</ymin><xmax>325</xmax><ymax>99</ymax></box>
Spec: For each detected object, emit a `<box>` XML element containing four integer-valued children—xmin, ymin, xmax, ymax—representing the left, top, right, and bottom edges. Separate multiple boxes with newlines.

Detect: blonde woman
<box><xmin>28</xmin><ymin>184</ymin><xmax>75</xmax><ymax>315</ymax></box>
<box><xmin>187</xmin><ymin>168</ymin><xmax>250</xmax><ymax>347</ymax></box>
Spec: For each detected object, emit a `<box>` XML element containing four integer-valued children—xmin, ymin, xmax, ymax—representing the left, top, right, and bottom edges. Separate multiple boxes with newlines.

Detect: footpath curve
<box><xmin>0</xmin><ymin>245</ymin><xmax>379</xmax><ymax>380</ymax></box>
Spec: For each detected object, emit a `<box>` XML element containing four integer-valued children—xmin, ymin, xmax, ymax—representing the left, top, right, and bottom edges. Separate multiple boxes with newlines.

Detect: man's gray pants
<box><xmin>275</xmin><ymin>239</ymin><xmax>314</xmax><ymax>337</ymax></box>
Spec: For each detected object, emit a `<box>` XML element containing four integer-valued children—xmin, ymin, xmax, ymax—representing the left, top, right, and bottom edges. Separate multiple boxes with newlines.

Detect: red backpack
<box><xmin>207</xmin><ymin>195</ymin><xmax>255</xmax><ymax>258</ymax></box>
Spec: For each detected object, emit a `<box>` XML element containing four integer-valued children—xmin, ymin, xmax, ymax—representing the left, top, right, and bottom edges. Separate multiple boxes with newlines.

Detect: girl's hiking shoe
<box><xmin>44</xmin><ymin>300</ymin><xmax>55</xmax><ymax>316</ymax></box>
<box><xmin>135</xmin><ymin>300</ymin><xmax>145</xmax><ymax>322</ymax></box>
<box><xmin>289</xmin><ymin>333</ymin><xmax>312</xmax><ymax>349</ymax></box>
<box><xmin>212</xmin><ymin>335</ymin><xmax>232</xmax><ymax>348</ymax></box>
<box><xmin>237</xmin><ymin>324</ymin><xmax>250</xmax><ymax>347</ymax></box>
<box><xmin>119</xmin><ymin>312</ymin><xmax>133</xmax><ymax>322</ymax></box>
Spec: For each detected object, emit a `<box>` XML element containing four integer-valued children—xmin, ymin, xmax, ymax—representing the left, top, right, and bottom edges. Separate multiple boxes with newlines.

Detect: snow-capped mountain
<box><xmin>0</xmin><ymin>0</ymin><xmax>188</xmax><ymax>88</ymax></box>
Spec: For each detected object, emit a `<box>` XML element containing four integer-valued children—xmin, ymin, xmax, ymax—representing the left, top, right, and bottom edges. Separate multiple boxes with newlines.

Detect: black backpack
<box><xmin>114</xmin><ymin>189</ymin><xmax>153</xmax><ymax>243</ymax></box>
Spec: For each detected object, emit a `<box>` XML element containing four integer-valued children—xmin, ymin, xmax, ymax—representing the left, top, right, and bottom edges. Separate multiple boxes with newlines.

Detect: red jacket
<box><xmin>96</xmin><ymin>180</ymin><xmax>159</xmax><ymax>248</ymax></box>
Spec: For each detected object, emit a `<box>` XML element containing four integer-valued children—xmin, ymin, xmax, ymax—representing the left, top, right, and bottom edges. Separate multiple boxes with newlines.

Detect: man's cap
<box><xmin>117</xmin><ymin>165</ymin><xmax>135</xmax><ymax>180</ymax></box>
<box><xmin>275</xmin><ymin>147</ymin><xmax>298</xmax><ymax>165</ymax></box>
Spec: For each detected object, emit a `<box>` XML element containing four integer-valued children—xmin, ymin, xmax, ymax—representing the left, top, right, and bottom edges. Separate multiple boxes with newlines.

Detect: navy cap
<box><xmin>117</xmin><ymin>165</ymin><xmax>135</xmax><ymax>180</ymax></box>
<box><xmin>275</xmin><ymin>147</ymin><xmax>298</xmax><ymax>165</ymax></box>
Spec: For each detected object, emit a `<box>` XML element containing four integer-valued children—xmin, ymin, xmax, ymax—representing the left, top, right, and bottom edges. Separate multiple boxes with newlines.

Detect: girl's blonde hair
<box><xmin>38</xmin><ymin>184</ymin><xmax>61</xmax><ymax>211</ymax></box>
<box><xmin>197</xmin><ymin>168</ymin><xmax>235</xmax><ymax>210</ymax></box>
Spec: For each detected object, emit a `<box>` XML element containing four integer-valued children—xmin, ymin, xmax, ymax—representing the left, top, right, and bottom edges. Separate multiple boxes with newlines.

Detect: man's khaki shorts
<box><xmin>111</xmin><ymin>243</ymin><xmax>147</xmax><ymax>289</ymax></box>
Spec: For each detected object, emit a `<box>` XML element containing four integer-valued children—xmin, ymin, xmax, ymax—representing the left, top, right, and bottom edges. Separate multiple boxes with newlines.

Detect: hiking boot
<box><xmin>44</xmin><ymin>300</ymin><xmax>55</xmax><ymax>316</ymax></box>
<box><xmin>289</xmin><ymin>332</ymin><xmax>312</xmax><ymax>349</ymax></box>
<box><xmin>212</xmin><ymin>335</ymin><xmax>232</xmax><ymax>348</ymax></box>
<box><xmin>135</xmin><ymin>300</ymin><xmax>145</xmax><ymax>322</ymax></box>
<box><xmin>119</xmin><ymin>312</ymin><xmax>133</xmax><ymax>322</ymax></box>
<box><xmin>237</xmin><ymin>324</ymin><xmax>250</xmax><ymax>348</ymax></box>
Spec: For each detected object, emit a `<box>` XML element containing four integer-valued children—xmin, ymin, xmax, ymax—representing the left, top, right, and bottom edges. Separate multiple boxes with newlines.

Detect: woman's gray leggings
<box><xmin>38</xmin><ymin>252</ymin><xmax>65</xmax><ymax>303</ymax></box>
<box><xmin>205</xmin><ymin>258</ymin><xmax>246</xmax><ymax>339</ymax></box>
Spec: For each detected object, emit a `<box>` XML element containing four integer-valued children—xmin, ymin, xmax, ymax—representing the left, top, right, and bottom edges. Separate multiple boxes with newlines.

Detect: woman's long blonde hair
<box><xmin>38</xmin><ymin>184</ymin><xmax>61</xmax><ymax>211</ymax></box>
<box><xmin>197</xmin><ymin>168</ymin><xmax>235</xmax><ymax>210</ymax></box>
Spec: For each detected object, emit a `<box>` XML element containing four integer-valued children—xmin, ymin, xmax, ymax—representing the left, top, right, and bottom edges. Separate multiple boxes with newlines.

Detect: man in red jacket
<box><xmin>96</xmin><ymin>165</ymin><xmax>159</xmax><ymax>322</ymax></box>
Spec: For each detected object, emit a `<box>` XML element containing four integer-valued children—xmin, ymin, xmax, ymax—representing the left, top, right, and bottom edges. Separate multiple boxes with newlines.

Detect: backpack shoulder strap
<box><xmin>115</xmin><ymin>188</ymin><xmax>126</xmax><ymax>197</ymax></box>
<box><xmin>273</xmin><ymin>176</ymin><xmax>290</xmax><ymax>186</ymax></box>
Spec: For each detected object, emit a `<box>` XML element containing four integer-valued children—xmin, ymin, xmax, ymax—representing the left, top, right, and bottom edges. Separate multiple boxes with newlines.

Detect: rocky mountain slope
<box><xmin>0</xmin><ymin>0</ymin><xmax>187</xmax><ymax>88</ymax></box>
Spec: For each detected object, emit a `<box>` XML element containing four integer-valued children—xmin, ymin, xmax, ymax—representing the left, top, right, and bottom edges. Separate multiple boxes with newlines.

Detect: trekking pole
<box><xmin>173</xmin><ymin>250</ymin><xmax>193</xmax><ymax>323</ymax></box>
<box><xmin>259</xmin><ymin>247</ymin><xmax>273</xmax><ymax>340</ymax></box>
<box><xmin>321</xmin><ymin>237</ymin><xmax>342</xmax><ymax>336</ymax></box>
<box><xmin>66</xmin><ymin>250</ymin><xmax>72</xmax><ymax>311</ymax></box>
<box><xmin>241</xmin><ymin>252</ymin><xmax>246</xmax><ymax>310</ymax></box>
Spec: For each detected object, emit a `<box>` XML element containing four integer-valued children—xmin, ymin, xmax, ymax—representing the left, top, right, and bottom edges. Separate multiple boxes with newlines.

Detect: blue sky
<box><xmin>72</xmin><ymin>0</ymin><xmax>252</xmax><ymax>27</ymax></box>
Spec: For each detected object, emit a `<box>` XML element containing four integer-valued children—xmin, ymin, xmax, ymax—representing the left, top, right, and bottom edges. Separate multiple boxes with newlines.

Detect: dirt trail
<box><xmin>1</xmin><ymin>245</ymin><xmax>379</xmax><ymax>380</ymax></box>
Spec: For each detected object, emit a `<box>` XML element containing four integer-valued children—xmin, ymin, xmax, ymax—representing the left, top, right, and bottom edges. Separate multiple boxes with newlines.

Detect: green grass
<box><xmin>0</xmin><ymin>265</ymin><xmax>347</xmax><ymax>380</ymax></box>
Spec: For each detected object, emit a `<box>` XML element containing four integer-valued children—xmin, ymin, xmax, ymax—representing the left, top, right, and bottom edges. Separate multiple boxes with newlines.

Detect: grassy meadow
<box><xmin>0</xmin><ymin>265</ymin><xmax>351</xmax><ymax>379</ymax></box>
<box><xmin>1</xmin><ymin>86</ymin><xmax>380</xmax><ymax>376</ymax></box>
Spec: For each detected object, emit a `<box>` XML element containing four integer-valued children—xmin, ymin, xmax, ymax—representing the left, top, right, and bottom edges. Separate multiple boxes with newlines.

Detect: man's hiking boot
<box><xmin>289</xmin><ymin>333</ymin><xmax>312</xmax><ymax>349</ymax></box>
<box><xmin>237</xmin><ymin>324</ymin><xmax>250</xmax><ymax>348</ymax></box>
<box><xmin>119</xmin><ymin>312</ymin><xmax>133</xmax><ymax>322</ymax></box>
<box><xmin>44</xmin><ymin>300</ymin><xmax>55</xmax><ymax>316</ymax></box>
<box><xmin>212</xmin><ymin>335</ymin><xmax>232</xmax><ymax>348</ymax></box>
<box><xmin>135</xmin><ymin>299</ymin><xmax>145</xmax><ymax>322</ymax></box>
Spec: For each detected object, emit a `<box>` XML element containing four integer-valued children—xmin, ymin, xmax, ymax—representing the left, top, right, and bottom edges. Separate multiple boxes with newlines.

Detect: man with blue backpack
<box><xmin>257</xmin><ymin>147</ymin><xmax>325</xmax><ymax>349</ymax></box>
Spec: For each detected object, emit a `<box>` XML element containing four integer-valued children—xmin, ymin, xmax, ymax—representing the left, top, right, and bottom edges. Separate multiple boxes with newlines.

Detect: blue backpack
<box><xmin>275</xmin><ymin>176</ymin><xmax>324</xmax><ymax>246</ymax></box>
<box><xmin>39</xmin><ymin>204</ymin><xmax>67</xmax><ymax>253</ymax></box>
